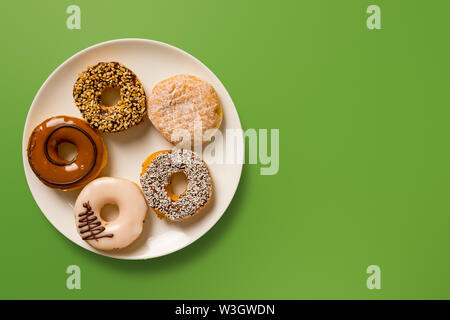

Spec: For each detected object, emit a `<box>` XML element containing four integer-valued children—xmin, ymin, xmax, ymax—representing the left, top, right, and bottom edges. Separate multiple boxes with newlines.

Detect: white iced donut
<box><xmin>74</xmin><ymin>177</ymin><xmax>148</xmax><ymax>251</ymax></box>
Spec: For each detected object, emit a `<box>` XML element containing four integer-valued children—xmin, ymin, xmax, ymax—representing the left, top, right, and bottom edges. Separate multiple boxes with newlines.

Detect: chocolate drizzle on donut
<box><xmin>27</xmin><ymin>116</ymin><xmax>107</xmax><ymax>191</ymax></box>
<box><xmin>77</xmin><ymin>202</ymin><xmax>113</xmax><ymax>241</ymax></box>
<box><xmin>45</xmin><ymin>124</ymin><xmax>97</xmax><ymax>178</ymax></box>
<box><xmin>29</xmin><ymin>124</ymin><xmax>98</xmax><ymax>187</ymax></box>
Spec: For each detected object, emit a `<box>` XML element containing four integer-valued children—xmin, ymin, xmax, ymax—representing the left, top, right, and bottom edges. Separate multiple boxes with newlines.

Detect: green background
<box><xmin>1</xmin><ymin>0</ymin><xmax>449</xmax><ymax>299</ymax></box>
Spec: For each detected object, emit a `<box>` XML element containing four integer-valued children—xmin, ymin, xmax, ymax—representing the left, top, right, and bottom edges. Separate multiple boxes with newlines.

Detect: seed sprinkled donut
<box><xmin>148</xmin><ymin>74</ymin><xmax>222</xmax><ymax>146</ymax></box>
<box><xmin>74</xmin><ymin>177</ymin><xmax>148</xmax><ymax>251</ymax></box>
<box><xmin>27</xmin><ymin>116</ymin><xmax>107</xmax><ymax>191</ymax></box>
<box><xmin>140</xmin><ymin>149</ymin><xmax>213</xmax><ymax>221</ymax></box>
<box><xmin>73</xmin><ymin>62</ymin><xmax>147</xmax><ymax>133</ymax></box>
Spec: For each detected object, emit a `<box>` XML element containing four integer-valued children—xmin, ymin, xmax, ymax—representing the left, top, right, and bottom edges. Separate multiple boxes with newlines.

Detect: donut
<box><xmin>27</xmin><ymin>116</ymin><xmax>107</xmax><ymax>191</ymax></box>
<box><xmin>74</xmin><ymin>177</ymin><xmax>148</xmax><ymax>251</ymax></box>
<box><xmin>73</xmin><ymin>62</ymin><xmax>147</xmax><ymax>133</ymax></box>
<box><xmin>148</xmin><ymin>74</ymin><xmax>222</xmax><ymax>146</ymax></box>
<box><xmin>140</xmin><ymin>149</ymin><xmax>213</xmax><ymax>221</ymax></box>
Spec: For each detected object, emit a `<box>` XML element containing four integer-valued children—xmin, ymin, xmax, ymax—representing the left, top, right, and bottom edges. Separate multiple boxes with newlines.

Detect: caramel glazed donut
<box><xmin>27</xmin><ymin>116</ymin><xmax>107</xmax><ymax>191</ymax></box>
<box><xmin>148</xmin><ymin>74</ymin><xmax>222</xmax><ymax>146</ymax></box>
<box><xmin>74</xmin><ymin>177</ymin><xmax>148</xmax><ymax>251</ymax></box>
<box><xmin>140</xmin><ymin>149</ymin><xmax>213</xmax><ymax>222</ymax></box>
<box><xmin>73</xmin><ymin>62</ymin><xmax>147</xmax><ymax>133</ymax></box>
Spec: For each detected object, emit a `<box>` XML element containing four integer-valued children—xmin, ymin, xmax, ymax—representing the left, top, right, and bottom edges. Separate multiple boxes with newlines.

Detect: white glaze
<box><xmin>74</xmin><ymin>177</ymin><xmax>148</xmax><ymax>251</ymax></box>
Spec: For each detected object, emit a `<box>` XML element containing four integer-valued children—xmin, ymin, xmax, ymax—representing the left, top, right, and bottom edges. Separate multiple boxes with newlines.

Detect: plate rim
<box><xmin>21</xmin><ymin>38</ymin><xmax>243</xmax><ymax>260</ymax></box>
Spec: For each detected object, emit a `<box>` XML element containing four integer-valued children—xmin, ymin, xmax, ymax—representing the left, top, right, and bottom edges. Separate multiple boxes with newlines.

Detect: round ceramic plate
<box><xmin>22</xmin><ymin>39</ymin><xmax>242</xmax><ymax>260</ymax></box>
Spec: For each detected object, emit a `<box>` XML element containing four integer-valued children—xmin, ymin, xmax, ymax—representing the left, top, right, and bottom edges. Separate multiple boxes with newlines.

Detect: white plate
<box><xmin>22</xmin><ymin>39</ymin><xmax>242</xmax><ymax>260</ymax></box>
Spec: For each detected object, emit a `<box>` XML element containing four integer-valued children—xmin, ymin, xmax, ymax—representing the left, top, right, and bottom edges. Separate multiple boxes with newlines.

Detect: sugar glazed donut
<box><xmin>74</xmin><ymin>177</ymin><xmax>148</xmax><ymax>251</ymax></box>
<box><xmin>140</xmin><ymin>149</ymin><xmax>213</xmax><ymax>221</ymax></box>
<box><xmin>73</xmin><ymin>62</ymin><xmax>147</xmax><ymax>133</ymax></box>
<box><xmin>148</xmin><ymin>75</ymin><xmax>222</xmax><ymax>146</ymax></box>
<box><xmin>27</xmin><ymin>116</ymin><xmax>107</xmax><ymax>191</ymax></box>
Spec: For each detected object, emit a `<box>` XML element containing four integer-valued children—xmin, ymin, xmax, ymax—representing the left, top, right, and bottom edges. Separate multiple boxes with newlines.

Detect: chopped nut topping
<box><xmin>73</xmin><ymin>62</ymin><xmax>147</xmax><ymax>133</ymax></box>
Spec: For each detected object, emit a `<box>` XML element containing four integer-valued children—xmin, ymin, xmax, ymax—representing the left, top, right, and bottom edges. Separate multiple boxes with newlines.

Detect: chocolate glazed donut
<box><xmin>27</xmin><ymin>116</ymin><xmax>107</xmax><ymax>190</ymax></box>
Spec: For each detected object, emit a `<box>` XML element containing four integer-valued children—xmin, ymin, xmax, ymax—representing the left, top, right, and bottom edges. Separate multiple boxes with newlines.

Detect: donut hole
<box><xmin>57</xmin><ymin>142</ymin><xmax>78</xmax><ymax>162</ymax></box>
<box><xmin>100</xmin><ymin>204</ymin><xmax>119</xmax><ymax>222</ymax></box>
<box><xmin>166</xmin><ymin>172</ymin><xmax>188</xmax><ymax>198</ymax></box>
<box><xmin>101</xmin><ymin>87</ymin><xmax>121</xmax><ymax>107</ymax></box>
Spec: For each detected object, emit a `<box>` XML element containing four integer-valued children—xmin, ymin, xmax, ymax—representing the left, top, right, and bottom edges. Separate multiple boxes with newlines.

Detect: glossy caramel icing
<box><xmin>27</xmin><ymin>116</ymin><xmax>107</xmax><ymax>190</ymax></box>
